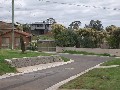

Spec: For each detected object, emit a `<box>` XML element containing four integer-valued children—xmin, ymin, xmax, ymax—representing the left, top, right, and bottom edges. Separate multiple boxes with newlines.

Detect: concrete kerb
<box><xmin>96</xmin><ymin>65</ymin><xmax>120</xmax><ymax>68</ymax></box>
<box><xmin>45</xmin><ymin>62</ymin><xmax>105</xmax><ymax>90</ymax></box>
<box><xmin>0</xmin><ymin>59</ymin><xmax>74</xmax><ymax>80</ymax></box>
<box><xmin>58</xmin><ymin>53</ymin><xmax>111</xmax><ymax>58</ymax></box>
<box><xmin>115</xmin><ymin>57</ymin><xmax>120</xmax><ymax>58</ymax></box>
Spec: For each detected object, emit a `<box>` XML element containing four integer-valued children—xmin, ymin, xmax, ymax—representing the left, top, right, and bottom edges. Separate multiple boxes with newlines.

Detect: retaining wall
<box><xmin>56</xmin><ymin>47</ymin><xmax>120</xmax><ymax>56</ymax></box>
<box><xmin>5</xmin><ymin>55</ymin><xmax>63</xmax><ymax>68</ymax></box>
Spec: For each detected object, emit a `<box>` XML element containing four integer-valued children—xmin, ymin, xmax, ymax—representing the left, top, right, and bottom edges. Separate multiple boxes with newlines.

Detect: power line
<box><xmin>1</xmin><ymin>0</ymin><xmax>120</xmax><ymax>11</ymax></box>
<box><xmin>40</xmin><ymin>0</ymin><xmax>120</xmax><ymax>11</ymax></box>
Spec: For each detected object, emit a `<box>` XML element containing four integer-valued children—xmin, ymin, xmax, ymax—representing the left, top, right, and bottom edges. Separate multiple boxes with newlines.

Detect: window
<box><xmin>2</xmin><ymin>37</ymin><xmax>9</xmax><ymax>46</ymax></box>
<box><xmin>37</xmin><ymin>24</ymin><xmax>39</xmax><ymax>27</ymax></box>
<box><xmin>39</xmin><ymin>24</ymin><xmax>43</xmax><ymax>27</ymax></box>
<box><xmin>15</xmin><ymin>37</ymin><xmax>20</xmax><ymax>46</ymax></box>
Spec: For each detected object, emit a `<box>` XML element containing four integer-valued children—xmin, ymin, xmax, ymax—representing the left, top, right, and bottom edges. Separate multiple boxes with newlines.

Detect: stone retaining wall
<box><xmin>5</xmin><ymin>55</ymin><xmax>63</xmax><ymax>68</ymax></box>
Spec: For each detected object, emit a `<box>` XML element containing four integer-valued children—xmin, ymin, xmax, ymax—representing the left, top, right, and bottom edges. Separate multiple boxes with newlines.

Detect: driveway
<box><xmin>0</xmin><ymin>54</ymin><xmax>112</xmax><ymax>90</ymax></box>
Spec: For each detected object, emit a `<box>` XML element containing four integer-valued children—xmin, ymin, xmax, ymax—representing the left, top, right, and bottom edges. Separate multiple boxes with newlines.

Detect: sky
<box><xmin>0</xmin><ymin>0</ymin><xmax>120</xmax><ymax>28</ymax></box>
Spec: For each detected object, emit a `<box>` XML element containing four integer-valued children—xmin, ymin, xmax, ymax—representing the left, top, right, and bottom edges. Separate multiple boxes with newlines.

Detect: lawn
<box><xmin>0</xmin><ymin>49</ymin><xmax>52</xmax><ymax>75</ymax></box>
<box><xmin>61</xmin><ymin>56</ymin><xmax>70</xmax><ymax>62</ymax></box>
<box><xmin>63</xmin><ymin>50</ymin><xmax>111</xmax><ymax>56</ymax></box>
<box><xmin>59</xmin><ymin>59</ymin><xmax>120</xmax><ymax>90</ymax></box>
<box><xmin>101</xmin><ymin>58</ymin><xmax>120</xmax><ymax>66</ymax></box>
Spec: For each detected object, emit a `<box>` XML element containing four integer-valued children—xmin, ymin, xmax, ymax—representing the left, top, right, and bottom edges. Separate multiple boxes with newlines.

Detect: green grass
<box><xmin>61</xmin><ymin>56</ymin><xmax>70</xmax><ymax>62</ymax></box>
<box><xmin>0</xmin><ymin>49</ymin><xmax>52</xmax><ymax>75</ymax></box>
<box><xmin>59</xmin><ymin>67</ymin><xmax>120</xmax><ymax>90</ymax></box>
<box><xmin>101</xmin><ymin>59</ymin><xmax>120</xmax><ymax>66</ymax></box>
<box><xmin>63</xmin><ymin>50</ymin><xmax>111</xmax><ymax>56</ymax></box>
<box><xmin>32</xmin><ymin>35</ymin><xmax>54</xmax><ymax>40</ymax></box>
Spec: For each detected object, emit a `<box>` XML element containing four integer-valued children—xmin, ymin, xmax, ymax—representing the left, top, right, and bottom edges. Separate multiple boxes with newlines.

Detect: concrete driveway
<box><xmin>0</xmin><ymin>54</ymin><xmax>112</xmax><ymax>90</ymax></box>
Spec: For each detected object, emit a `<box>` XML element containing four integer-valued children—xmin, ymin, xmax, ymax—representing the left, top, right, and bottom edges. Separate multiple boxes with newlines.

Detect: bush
<box><xmin>27</xmin><ymin>41</ymin><xmax>38</xmax><ymax>51</ymax></box>
<box><xmin>20</xmin><ymin>36</ymin><xmax>26</xmax><ymax>53</ymax></box>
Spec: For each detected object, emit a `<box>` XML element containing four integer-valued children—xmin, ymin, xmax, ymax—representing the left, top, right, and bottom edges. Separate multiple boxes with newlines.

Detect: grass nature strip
<box><xmin>63</xmin><ymin>50</ymin><xmax>111</xmax><ymax>56</ymax></box>
<box><xmin>0</xmin><ymin>49</ymin><xmax>52</xmax><ymax>75</ymax></box>
<box><xmin>0</xmin><ymin>49</ymin><xmax>70</xmax><ymax>75</ymax></box>
<box><xmin>59</xmin><ymin>59</ymin><xmax>120</xmax><ymax>90</ymax></box>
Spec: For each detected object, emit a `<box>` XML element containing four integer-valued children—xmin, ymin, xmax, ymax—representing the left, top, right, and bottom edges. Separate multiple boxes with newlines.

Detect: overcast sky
<box><xmin>0</xmin><ymin>0</ymin><xmax>120</xmax><ymax>28</ymax></box>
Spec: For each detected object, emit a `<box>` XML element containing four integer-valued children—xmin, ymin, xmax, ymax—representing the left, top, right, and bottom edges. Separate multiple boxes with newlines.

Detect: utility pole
<box><xmin>12</xmin><ymin>0</ymin><xmax>14</xmax><ymax>49</ymax></box>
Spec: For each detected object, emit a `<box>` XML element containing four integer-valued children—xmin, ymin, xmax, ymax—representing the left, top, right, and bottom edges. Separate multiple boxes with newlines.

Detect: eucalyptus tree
<box><xmin>106</xmin><ymin>25</ymin><xmax>119</xmax><ymax>34</ymax></box>
<box><xmin>85</xmin><ymin>20</ymin><xmax>104</xmax><ymax>31</ymax></box>
<box><xmin>69</xmin><ymin>21</ymin><xmax>81</xmax><ymax>30</ymax></box>
<box><xmin>46</xmin><ymin>18</ymin><xmax>56</xmax><ymax>24</ymax></box>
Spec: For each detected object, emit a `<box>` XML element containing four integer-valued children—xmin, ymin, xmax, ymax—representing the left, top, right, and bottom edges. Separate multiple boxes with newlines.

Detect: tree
<box><xmin>75</xmin><ymin>28</ymin><xmax>105</xmax><ymax>48</ymax></box>
<box><xmin>55</xmin><ymin>30</ymin><xmax>76</xmax><ymax>47</ymax></box>
<box><xmin>51</xmin><ymin>23</ymin><xmax>66</xmax><ymax>38</ymax></box>
<box><xmin>69</xmin><ymin>21</ymin><xmax>81</xmax><ymax>30</ymax></box>
<box><xmin>22</xmin><ymin>24</ymin><xmax>31</xmax><ymax>33</ymax></box>
<box><xmin>106</xmin><ymin>25</ymin><xmax>119</xmax><ymax>34</ymax></box>
<box><xmin>85</xmin><ymin>20</ymin><xmax>103</xmax><ymax>31</ymax></box>
<box><xmin>15</xmin><ymin>22</ymin><xmax>23</xmax><ymax>31</ymax></box>
<box><xmin>20</xmin><ymin>36</ymin><xmax>26</xmax><ymax>53</ymax></box>
<box><xmin>46</xmin><ymin>18</ymin><xmax>56</xmax><ymax>24</ymax></box>
<box><xmin>107</xmin><ymin>28</ymin><xmax>120</xmax><ymax>49</ymax></box>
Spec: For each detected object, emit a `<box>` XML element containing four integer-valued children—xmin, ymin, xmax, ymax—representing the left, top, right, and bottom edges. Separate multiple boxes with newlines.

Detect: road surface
<box><xmin>0</xmin><ymin>54</ymin><xmax>112</xmax><ymax>90</ymax></box>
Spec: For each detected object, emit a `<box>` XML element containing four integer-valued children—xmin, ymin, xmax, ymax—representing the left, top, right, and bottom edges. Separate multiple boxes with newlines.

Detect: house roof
<box><xmin>0</xmin><ymin>30</ymin><xmax>32</xmax><ymax>37</ymax></box>
<box><xmin>0</xmin><ymin>21</ymin><xmax>13</xmax><ymax>30</ymax></box>
<box><xmin>31</xmin><ymin>21</ymin><xmax>51</xmax><ymax>25</ymax></box>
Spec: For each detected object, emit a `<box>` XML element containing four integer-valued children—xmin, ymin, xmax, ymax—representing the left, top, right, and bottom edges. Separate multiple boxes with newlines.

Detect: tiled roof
<box><xmin>0</xmin><ymin>21</ymin><xmax>13</xmax><ymax>29</ymax></box>
<box><xmin>15</xmin><ymin>30</ymin><xmax>32</xmax><ymax>36</ymax></box>
<box><xmin>0</xmin><ymin>30</ymin><xmax>32</xmax><ymax>37</ymax></box>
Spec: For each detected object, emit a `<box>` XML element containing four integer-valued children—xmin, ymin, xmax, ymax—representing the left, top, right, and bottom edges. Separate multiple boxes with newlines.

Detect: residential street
<box><xmin>0</xmin><ymin>54</ymin><xmax>112</xmax><ymax>90</ymax></box>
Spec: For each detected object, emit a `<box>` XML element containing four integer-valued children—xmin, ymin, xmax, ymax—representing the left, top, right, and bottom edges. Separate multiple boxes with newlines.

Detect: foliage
<box><xmin>107</xmin><ymin>28</ymin><xmax>120</xmax><ymax>49</ymax></box>
<box><xmin>51</xmin><ymin>22</ymin><xmax>120</xmax><ymax>49</ymax></box>
<box><xmin>22</xmin><ymin>24</ymin><xmax>31</xmax><ymax>32</ymax></box>
<box><xmin>28</xmin><ymin>41</ymin><xmax>38</xmax><ymax>51</ymax></box>
<box><xmin>61</xmin><ymin>56</ymin><xmax>70</xmax><ymax>62</ymax></box>
<box><xmin>20</xmin><ymin>36</ymin><xmax>26</xmax><ymax>53</ymax></box>
<box><xmin>51</xmin><ymin>23</ymin><xmax>66</xmax><ymax>36</ymax></box>
<box><xmin>85</xmin><ymin>20</ymin><xmax>104</xmax><ymax>31</ymax></box>
<box><xmin>75</xmin><ymin>28</ymin><xmax>105</xmax><ymax>48</ymax></box>
<box><xmin>69</xmin><ymin>21</ymin><xmax>81</xmax><ymax>30</ymax></box>
<box><xmin>106</xmin><ymin>25</ymin><xmax>119</xmax><ymax>34</ymax></box>
<box><xmin>55</xmin><ymin>30</ymin><xmax>76</xmax><ymax>47</ymax></box>
<box><xmin>0</xmin><ymin>49</ymin><xmax>52</xmax><ymax>75</ymax></box>
<box><xmin>63</xmin><ymin>50</ymin><xmax>111</xmax><ymax>56</ymax></box>
<box><xmin>36</xmin><ymin>35</ymin><xmax>54</xmax><ymax>40</ymax></box>
<box><xmin>46</xmin><ymin>18</ymin><xmax>56</xmax><ymax>24</ymax></box>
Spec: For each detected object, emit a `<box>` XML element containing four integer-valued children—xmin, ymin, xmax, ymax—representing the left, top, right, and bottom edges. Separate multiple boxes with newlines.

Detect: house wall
<box><xmin>31</xmin><ymin>29</ymin><xmax>44</xmax><ymax>35</ymax></box>
<box><xmin>31</xmin><ymin>24</ymin><xmax>45</xmax><ymax>30</ymax></box>
<box><xmin>30</xmin><ymin>23</ymin><xmax>52</xmax><ymax>35</ymax></box>
<box><xmin>0</xmin><ymin>36</ymin><xmax>2</xmax><ymax>48</ymax></box>
<box><xmin>0</xmin><ymin>32</ymin><xmax>30</xmax><ymax>48</ymax></box>
<box><xmin>56</xmin><ymin>47</ymin><xmax>120</xmax><ymax>56</ymax></box>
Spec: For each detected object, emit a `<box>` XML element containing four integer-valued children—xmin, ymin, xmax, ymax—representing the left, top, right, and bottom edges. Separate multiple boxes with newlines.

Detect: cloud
<box><xmin>0</xmin><ymin>0</ymin><xmax>120</xmax><ymax>27</ymax></box>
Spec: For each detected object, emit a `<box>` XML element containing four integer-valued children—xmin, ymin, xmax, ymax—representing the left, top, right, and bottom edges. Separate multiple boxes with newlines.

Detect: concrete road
<box><xmin>0</xmin><ymin>54</ymin><xmax>112</xmax><ymax>90</ymax></box>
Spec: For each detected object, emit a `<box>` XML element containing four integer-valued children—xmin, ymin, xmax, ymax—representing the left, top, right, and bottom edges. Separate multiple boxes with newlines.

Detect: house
<box><xmin>30</xmin><ymin>21</ymin><xmax>52</xmax><ymax>35</ymax></box>
<box><xmin>0</xmin><ymin>30</ymin><xmax>32</xmax><ymax>49</ymax></box>
<box><xmin>0</xmin><ymin>21</ymin><xmax>13</xmax><ymax>33</ymax></box>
